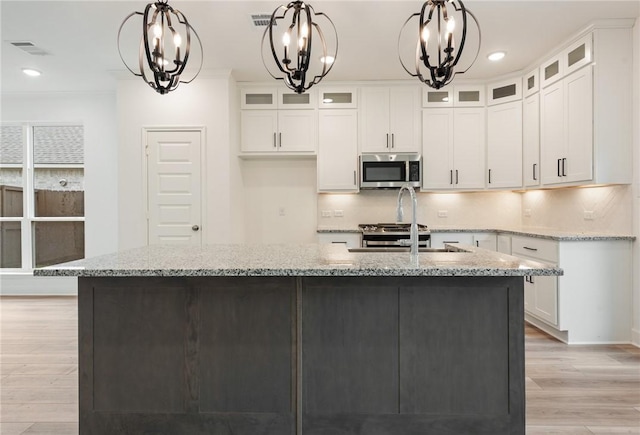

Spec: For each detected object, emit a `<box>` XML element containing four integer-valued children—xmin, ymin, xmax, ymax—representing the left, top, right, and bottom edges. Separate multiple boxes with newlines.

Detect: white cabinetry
<box><xmin>512</xmin><ymin>237</ymin><xmax>559</xmax><ymax>326</ymax></box>
<box><xmin>317</xmin><ymin>110</ymin><xmax>358</xmax><ymax>192</ymax></box>
<box><xmin>430</xmin><ymin>232</ymin><xmax>496</xmax><ymax>251</ymax></box>
<box><xmin>539</xmin><ymin>26</ymin><xmax>632</xmax><ymax>186</ymax></box>
<box><xmin>487</xmin><ymin>78</ymin><xmax>522</xmax><ymax>106</ymax></box>
<box><xmin>360</xmin><ymin>87</ymin><xmax>421</xmax><ymax>153</ymax></box>
<box><xmin>487</xmin><ymin>100</ymin><xmax>523</xmax><ymax>189</ymax></box>
<box><xmin>240</xmin><ymin>87</ymin><xmax>317</xmax><ymax>155</ymax></box>
<box><xmin>317</xmin><ymin>232</ymin><xmax>361</xmax><ymax>248</ymax></box>
<box><xmin>511</xmin><ymin>235</ymin><xmax>632</xmax><ymax>344</ymax></box>
<box><xmin>422</xmin><ymin>108</ymin><xmax>485</xmax><ymax>190</ymax></box>
<box><xmin>423</xmin><ymin>85</ymin><xmax>484</xmax><ymax>107</ymax></box>
<box><xmin>241</xmin><ymin>110</ymin><xmax>316</xmax><ymax>154</ymax></box>
<box><xmin>523</xmin><ymin>93</ymin><xmax>540</xmax><ymax>187</ymax></box>
<box><xmin>540</xmin><ymin>66</ymin><xmax>593</xmax><ymax>185</ymax></box>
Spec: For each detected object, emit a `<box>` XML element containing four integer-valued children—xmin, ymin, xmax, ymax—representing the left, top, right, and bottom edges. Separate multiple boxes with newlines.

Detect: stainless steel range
<box><xmin>358</xmin><ymin>223</ymin><xmax>431</xmax><ymax>248</ymax></box>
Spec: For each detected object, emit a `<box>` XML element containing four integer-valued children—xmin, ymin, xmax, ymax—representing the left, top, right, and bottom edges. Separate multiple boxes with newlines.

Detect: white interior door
<box><xmin>147</xmin><ymin>129</ymin><xmax>202</xmax><ymax>245</ymax></box>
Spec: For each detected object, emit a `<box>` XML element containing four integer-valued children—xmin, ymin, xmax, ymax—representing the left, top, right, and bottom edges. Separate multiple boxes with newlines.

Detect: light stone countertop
<box><xmin>34</xmin><ymin>243</ymin><xmax>562</xmax><ymax>278</ymax></box>
<box><xmin>317</xmin><ymin>226</ymin><xmax>635</xmax><ymax>241</ymax></box>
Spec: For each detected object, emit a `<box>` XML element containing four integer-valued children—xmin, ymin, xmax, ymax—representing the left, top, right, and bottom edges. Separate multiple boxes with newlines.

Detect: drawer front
<box><xmin>511</xmin><ymin>236</ymin><xmax>558</xmax><ymax>263</ymax></box>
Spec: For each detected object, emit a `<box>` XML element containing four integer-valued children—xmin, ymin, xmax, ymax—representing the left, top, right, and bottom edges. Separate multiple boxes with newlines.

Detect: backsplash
<box><xmin>318</xmin><ymin>190</ymin><xmax>521</xmax><ymax>229</ymax></box>
<box><xmin>318</xmin><ymin>185</ymin><xmax>633</xmax><ymax>235</ymax></box>
<box><xmin>521</xmin><ymin>184</ymin><xmax>633</xmax><ymax>234</ymax></box>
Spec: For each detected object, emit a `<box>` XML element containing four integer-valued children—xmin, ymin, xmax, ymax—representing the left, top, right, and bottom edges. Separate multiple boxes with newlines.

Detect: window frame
<box><xmin>0</xmin><ymin>122</ymin><xmax>85</xmax><ymax>272</ymax></box>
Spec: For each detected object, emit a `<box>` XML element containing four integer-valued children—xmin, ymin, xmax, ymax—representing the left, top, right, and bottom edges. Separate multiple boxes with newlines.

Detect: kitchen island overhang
<box><xmin>36</xmin><ymin>244</ymin><xmax>561</xmax><ymax>435</ymax></box>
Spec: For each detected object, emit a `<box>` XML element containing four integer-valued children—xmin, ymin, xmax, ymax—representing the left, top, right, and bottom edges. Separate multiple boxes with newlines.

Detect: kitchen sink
<box><xmin>348</xmin><ymin>247</ymin><xmax>469</xmax><ymax>253</ymax></box>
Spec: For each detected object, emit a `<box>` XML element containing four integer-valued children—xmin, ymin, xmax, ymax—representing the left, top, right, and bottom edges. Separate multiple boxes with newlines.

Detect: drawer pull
<box><xmin>523</xmin><ymin>246</ymin><xmax>538</xmax><ymax>251</ymax></box>
<box><xmin>443</xmin><ymin>241</ymin><xmax>459</xmax><ymax>244</ymax></box>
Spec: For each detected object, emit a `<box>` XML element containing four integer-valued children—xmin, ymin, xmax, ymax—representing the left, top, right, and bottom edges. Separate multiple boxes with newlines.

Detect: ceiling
<box><xmin>1</xmin><ymin>1</ymin><xmax>639</xmax><ymax>94</ymax></box>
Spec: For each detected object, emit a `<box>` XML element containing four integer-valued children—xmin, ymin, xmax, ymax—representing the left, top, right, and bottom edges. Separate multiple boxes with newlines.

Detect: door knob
<box><xmin>192</xmin><ymin>225</ymin><xmax>200</xmax><ymax>231</ymax></box>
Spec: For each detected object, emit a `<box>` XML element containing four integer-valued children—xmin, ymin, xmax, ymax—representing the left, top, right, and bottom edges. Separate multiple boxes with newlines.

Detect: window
<box><xmin>0</xmin><ymin>124</ymin><xmax>85</xmax><ymax>270</ymax></box>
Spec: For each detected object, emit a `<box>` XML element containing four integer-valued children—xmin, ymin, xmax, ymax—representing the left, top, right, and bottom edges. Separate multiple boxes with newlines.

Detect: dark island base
<box><xmin>78</xmin><ymin>276</ymin><xmax>524</xmax><ymax>435</ymax></box>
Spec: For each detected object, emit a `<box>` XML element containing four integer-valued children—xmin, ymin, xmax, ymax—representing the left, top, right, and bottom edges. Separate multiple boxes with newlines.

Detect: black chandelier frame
<box><xmin>118</xmin><ymin>0</ymin><xmax>203</xmax><ymax>95</ymax></box>
<box><xmin>399</xmin><ymin>0</ymin><xmax>481</xmax><ymax>89</ymax></box>
<box><xmin>262</xmin><ymin>1</ymin><xmax>338</xmax><ymax>94</ymax></box>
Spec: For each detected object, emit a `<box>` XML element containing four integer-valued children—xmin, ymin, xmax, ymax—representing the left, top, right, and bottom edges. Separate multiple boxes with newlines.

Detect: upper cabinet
<box><xmin>487</xmin><ymin>77</ymin><xmax>522</xmax><ymax>106</ymax></box>
<box><xmin>523</xmin><ymin>68</ymin><xmax>539</xmax><ymax>98</ymax></box>
<box><xmin>241</xmin><ymin>87</ymin><xmax>317</xmax><ymax>109</ymax></box>
<box><xmin>422</xmin><ymin>107</ymin><xmax>485</xmax><ymax>190</ymax></box>
<box><xmin>317</xmin><ymin>110</ymin><xmax>359</xmax><ymax>192</ymax></box>
<box><xmin>240</xmin><ymin>87</ymin><xmax>317</xmax><ymax>155</ymax></box>
<box><xmin>487</xmin><ymin>101</ymin><xmax>523</xmax><ymax>189</ymax></box>
<box><xmin>422</xmin><ymin>85</ymin><xmax>485</xmax><ymax>107</ymax></box>
<box><xmin>540</xmin><ymin>33</ymin><xmax>592</xmax><ymax>89</ymax></box>
<box><xmin>318</xmin><ymin>87</ymin><xmax>358</xmax><ymax>109</ymax></box>
<box><xmin>523</xmin><ymin>93</ymin><xmax>541</xmax><ymax>187</ymax></box>
<box><xmin>539</xmin><ymin>25</ymin><xmax>632</xmax><ymax>186</ymax></box>
<box><xmin>360</xmin><ymin>86</ymin><xmax>421</xmax><ymax>153</ymax></box>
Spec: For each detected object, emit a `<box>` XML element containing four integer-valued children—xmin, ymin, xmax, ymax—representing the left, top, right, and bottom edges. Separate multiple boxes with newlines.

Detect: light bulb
<box><xmin>173</xmin><ymin>33</ymin><xmax>182</xmax><ymax>47</ymax></box>
<box><xmin>282</xmin><ymin>32</ymin><xmax>291</xmax><ymax>47</ymax></box>
<box><xmin>320</xmin><ymin>55</ymin><xmax>334</xmax><ymax>64</ymax></box>
<box><xmin>153</xmin><ymin>22</ymin><xmax>163</xmax><ymax>38</ymax></box>
<box><xmin>446</xmin><ymin>17</ymin><xmax>455</xmax><ymax>34</ymax></box>
<box><xmin>421</xmin><ymin>26</ymin><xmax>430</xmax><ymax>43</ymax></box>
<box><xmin>300</xmin><ymin>22</ymin><xmax>309</xmax><ymax>38</ymax></box>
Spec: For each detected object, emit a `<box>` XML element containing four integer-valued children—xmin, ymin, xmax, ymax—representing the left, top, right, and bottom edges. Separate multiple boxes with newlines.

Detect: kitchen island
<box><xmin>36</xmin><ymin>243</ymin><xmax>562</xmax><ymax>435</ymax></box>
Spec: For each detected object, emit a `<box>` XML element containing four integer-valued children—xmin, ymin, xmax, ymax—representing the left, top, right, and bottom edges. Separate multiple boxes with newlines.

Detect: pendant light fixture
<box><xmin>398</xmin><ymin>0</ymin><xmax>480</xmax><ymax>89</ymax></box>
<box><xmin>262</xmin><ymin>1</ymin><xmax>338</xmax><ymax>94</ymax></box>
<box><xmin>117</xmin><ymin>0</ymin><xmax>203</xmax><ymax>95</ymax></box>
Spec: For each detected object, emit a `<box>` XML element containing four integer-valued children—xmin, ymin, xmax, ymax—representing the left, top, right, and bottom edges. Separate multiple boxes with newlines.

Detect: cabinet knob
<box><xmin>192</xmin><ymin>225</ymin><xmax>200</xmax><ymax>232</ymax></box>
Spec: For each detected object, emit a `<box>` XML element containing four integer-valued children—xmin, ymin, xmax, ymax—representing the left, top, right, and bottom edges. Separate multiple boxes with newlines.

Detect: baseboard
<box><xmin>525</xmin><ymin>314</ymin><xmax>569</xmax><ymax>343</ymax></box>
<box><xmin>0</xmin><ymin>274</ymin><xmax>77</xmax><ymax>295</ymax></box>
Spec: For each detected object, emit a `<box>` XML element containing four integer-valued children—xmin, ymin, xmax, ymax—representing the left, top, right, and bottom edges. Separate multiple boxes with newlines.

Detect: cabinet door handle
<box><xmin>279</xmin><ymin>132</ymin><xmax>282</xmax><ymax>148</ymax></box>
<box><xmin>386</xmin><ymin>134</ymin><xmax>389</xmax><ymax>148</ymax></box>
<box><xmin>273</xmin><ymin>132</ymin><xmax>277</xmax><ymax>148</ymax></box>
<box><xmin>476</xmin><ymin>241</ymin><xmax>479</xmax><ymax>247</ymax></box>
<box><xmin>450</xmin><ymin>170</ymin><xmax>453</xmax><ymax>185</ymax></box>
<box><xmin>557</xmin><ymin>159</ymin><xmax>561</xmax><ymax>177</ymax></box>
<box><xmin>525</xmin><ymin>276</ymin><xmax>530</xmax><ymax>283</ymax></box>
<box><xmin>353</xmin><ymin>170</ymin><xmax>357</xmax><ymax>186</ymax></box>
<box><xmin>456</xmin><ymin>169</ymin><xmax>459</xmax><ymax>185</ymax></box>
<box><xmin>533</xmin><ymin>163</ymin><xmax>537</xmax><ymax>181</ymax></box>
<box><xmin>488</xmin><ymin>169</ymin><xmax>492</xmax><ymax>184</ymax></box>
<box><xmin>391</xmin><ymin>133</ymin><xmax>395</xmax><ymax>148</ymax></box>
<box><xmin>562</xmin><ymin>158</ymin><xmax>566</xmax><ymax>176</ymax></box>
<box><xmin>523</xmin><ymin>246</ymin><xmax>538</xmax><ymax>251</ymax></box>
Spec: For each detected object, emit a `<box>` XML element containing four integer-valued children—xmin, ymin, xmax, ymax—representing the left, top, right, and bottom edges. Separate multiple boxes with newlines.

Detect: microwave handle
<box><xmin>406</xmin><ymin>161</ymin><xmax>410</xmax><ymax>182</ymax></box>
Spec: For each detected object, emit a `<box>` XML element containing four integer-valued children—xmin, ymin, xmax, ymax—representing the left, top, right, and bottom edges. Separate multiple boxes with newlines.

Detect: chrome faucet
<box><xmin>396</xmin><ymin>183</ymin><xmax>419</xmax><ymax>257</ymax></box>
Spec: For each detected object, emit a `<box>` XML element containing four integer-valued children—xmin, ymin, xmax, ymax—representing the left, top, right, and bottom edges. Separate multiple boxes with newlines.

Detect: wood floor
<box><xmin>1</xmin><ymin>297</ymin><xmax>639</xmax><ymax>434</ymax></box>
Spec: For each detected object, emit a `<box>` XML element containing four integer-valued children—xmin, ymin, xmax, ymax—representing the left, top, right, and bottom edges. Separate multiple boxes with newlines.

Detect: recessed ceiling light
<box><xmin>22</xmin><ymin>68</ymin><xmax>41</xmax><ymax>77</ymax></box>
<box><xmin>488</xmin><ymin>51</ymin><xmax>506</xmax><ymax>62</ymax></box>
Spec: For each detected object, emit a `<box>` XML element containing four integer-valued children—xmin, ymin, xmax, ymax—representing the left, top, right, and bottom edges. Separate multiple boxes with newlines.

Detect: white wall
<box><xmin>117</xmin><ymin>71</ymin><xmax>244</xmax><ymax>249</ymax></box>
<box><xmin>242</xmin><ymin>158</ymin><xmax>318</xmax><ymax>243</ymax></box>
<box><xmin>1</xmin><ymin>92</ymin><xmax>117</xmax><ymax>295</ymax></box>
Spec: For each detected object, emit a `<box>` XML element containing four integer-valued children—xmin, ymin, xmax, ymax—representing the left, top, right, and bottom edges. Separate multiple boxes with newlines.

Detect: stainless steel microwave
<box><xmin>360</xmin><ymin>153</ymin><xmax>422</xmax><ymax>189</ymax></box>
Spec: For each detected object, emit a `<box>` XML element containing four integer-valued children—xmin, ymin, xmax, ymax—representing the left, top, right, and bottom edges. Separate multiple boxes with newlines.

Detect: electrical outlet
<box><xmin>321</xmin><ymin>210</ymin><xmax>332</xmax><ymax>218</ymax></box>
<box><xmin>524</xmin><ymin>209</ymin><xmax>532</xmax><ymax>217</ymax></box>
<box><xmin>437</xmin><ymin>210</ymin><xmax>448</xmax><ymax>218</ymax></box>
<box><xmin>584</xmin><ymin>210</ymin><xmax>595</xmax><ymax>220</ymax></box>
<box><xmin>334</xmin><ymin>210</ymin><xmax>344</xmax><ymax>217</ymax></box>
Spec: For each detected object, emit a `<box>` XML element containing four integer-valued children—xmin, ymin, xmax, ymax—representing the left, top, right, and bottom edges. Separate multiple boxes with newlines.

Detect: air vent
<box><xmin>250</xmin><ymin>14</ymin><xmax>274</xmax><ymax>28</ymax></box>
<box><xmin>9</xmin><ymin>41</ymin><xmax>49</xmax><ymax>56</ymax></box>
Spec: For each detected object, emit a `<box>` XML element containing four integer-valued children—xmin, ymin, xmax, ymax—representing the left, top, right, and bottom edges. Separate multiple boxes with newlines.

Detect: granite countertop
<box><xmin>34</xmin><ymin>243</ymin><xmax>562</xmax><ymax>278</ymax></box>
<box><xmin>317</xmin><ymin>226</ymin><xmax>635</xmax><ymax>241</ymax></box>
